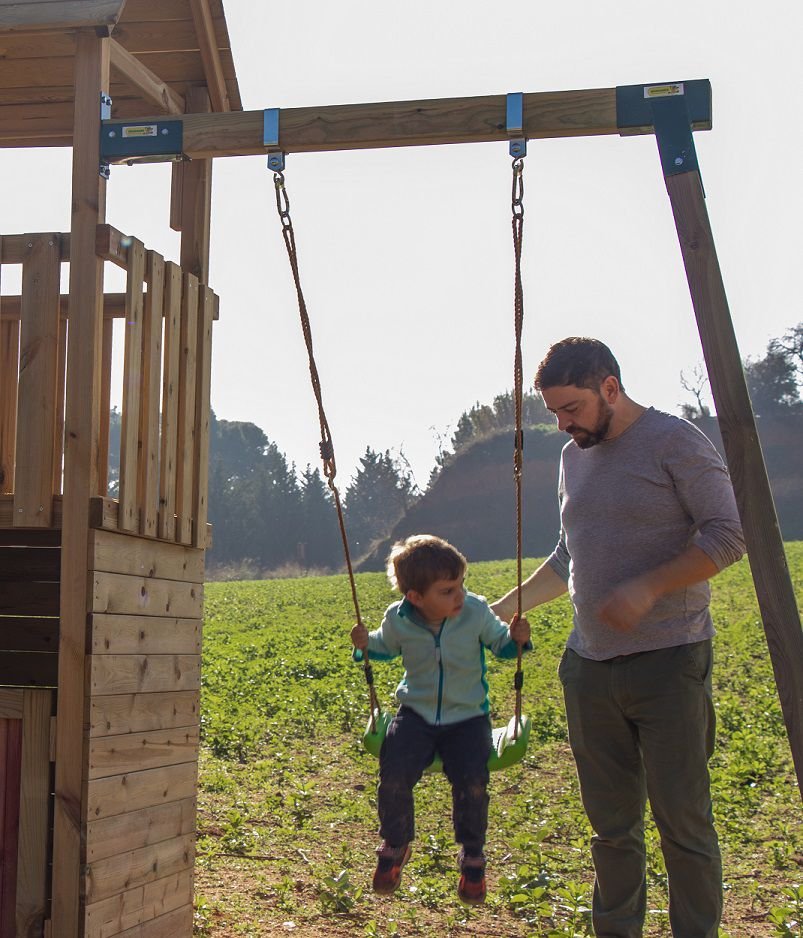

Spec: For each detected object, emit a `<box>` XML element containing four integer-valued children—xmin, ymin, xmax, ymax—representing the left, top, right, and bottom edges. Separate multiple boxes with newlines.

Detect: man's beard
<box><xmin>567</xmin><ymin>397</ymin><xmax>614</xmax><ymax>449</ymax></box>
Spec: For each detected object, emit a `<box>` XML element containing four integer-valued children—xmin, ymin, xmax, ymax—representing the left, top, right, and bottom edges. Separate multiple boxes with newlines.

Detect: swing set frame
<box><xmin>0</xmin><ymin>11</ymin><xmax>801</xmax><ymax>931</ymax></box>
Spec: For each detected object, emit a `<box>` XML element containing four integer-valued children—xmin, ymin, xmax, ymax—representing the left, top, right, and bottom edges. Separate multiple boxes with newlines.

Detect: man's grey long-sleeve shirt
<box><xmin>546</xmin><ymin>407</ymin><xmax>745</xmax><ymax>660</ymax></box>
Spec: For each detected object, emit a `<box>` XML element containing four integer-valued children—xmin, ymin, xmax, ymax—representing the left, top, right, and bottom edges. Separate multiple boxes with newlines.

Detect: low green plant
<box><xmin>769</xmin><ymin>884</ymin><xmax>803</xmax><ymax>936</ymax></box>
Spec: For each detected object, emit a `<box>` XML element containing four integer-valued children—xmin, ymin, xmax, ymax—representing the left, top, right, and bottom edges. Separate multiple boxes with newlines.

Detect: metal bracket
<box><xmin>649</xmin><ymin>90</ymin><xmax>699</xmax><ymax>178</ymax></box>
<box><xmin>99</xmin><ymin>93</ymin><xmax>113</xmax><ymax>178</ymax></box>
<box><xmin>100</xmin><ymin>119</ymin><xmax>184</xmax><ymax>166</ymax></box>
<box><xmin>506</xmin><ymin>92</ymin><xmax>526</xmax><ymax>159</ymax></box>
<box><xmin>263</xmin><ymin>108</ymin><xmax>285</xmax><ymax>172</ymax></box>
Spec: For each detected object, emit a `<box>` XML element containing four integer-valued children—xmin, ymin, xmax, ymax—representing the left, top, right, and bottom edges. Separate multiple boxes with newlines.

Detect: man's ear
<box><xmin>601</xmin><ymin>375</ymin><xmax>621</xmax><ymax>403</ymax></box>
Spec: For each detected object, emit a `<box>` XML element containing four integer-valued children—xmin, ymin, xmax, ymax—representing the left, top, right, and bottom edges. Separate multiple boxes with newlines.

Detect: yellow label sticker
<box><xmin>643</xmin><ymin>83</ymin><xmax>684</xmax><ymax>99</ymax></box>
<box><xmin>122</xmin><ymin>125</ymin><xmax>158</xmax><ymax>138</ymax></box>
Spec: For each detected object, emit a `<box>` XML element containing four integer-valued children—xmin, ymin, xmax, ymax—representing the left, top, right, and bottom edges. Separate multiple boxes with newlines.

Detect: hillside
<box><xmin>359</xmin><ymin>414</ymin><xmax>803</xmax><ymax>571</ymax></box>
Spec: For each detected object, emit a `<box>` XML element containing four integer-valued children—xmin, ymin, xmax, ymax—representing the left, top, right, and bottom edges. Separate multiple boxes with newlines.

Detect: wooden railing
<box><xmin>0</xmin><ymin>227</ymin><xmax>216</xmax><ymax>547</ymax></box>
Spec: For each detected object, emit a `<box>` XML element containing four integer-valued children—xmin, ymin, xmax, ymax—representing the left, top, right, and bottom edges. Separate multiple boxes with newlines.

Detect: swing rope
<box><xmin>511</xmin><ymin>154</ymin><xmax>526</xmax><ymax>740</ymax></box>
<box><xmin>272</xmin><ymin>170</ymin><xmax>380</xmax><ymax>733</ymax></box>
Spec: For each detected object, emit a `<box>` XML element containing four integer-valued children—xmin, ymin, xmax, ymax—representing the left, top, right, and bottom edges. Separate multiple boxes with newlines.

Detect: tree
<box><xmin>344</xmin><ymin>448</ymin><xmax>418</xmax><ymax>556</ymax></box>
<box><xmin>297</xmin><ymin>466</ymin><xmax>343</xmax><ymax>570</ymax></box>
<box><xmin>771</xmin><ymin>322</ymin><xmax>803</xmax><ymax>385</ymax></box>
<box><xmin>679</xmin><ymin>365</ymin><xmax>711</xmax><ymax>419</ymax></box>
<box><xmin>743</xmin><ymin>344</ymin><xmax>802</xmax><ymax>416</ymax></box>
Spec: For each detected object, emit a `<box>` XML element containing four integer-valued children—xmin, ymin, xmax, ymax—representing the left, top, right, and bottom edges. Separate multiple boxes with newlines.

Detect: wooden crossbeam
<box><xmin>100</xmin><ymin>82</ymin><xmax>712</xmax><ymax>162</ymax></box>
<box><xmin>109</xmin><ymin>38</ymin><xmax>184</xmax><ymax>116</ymax></box>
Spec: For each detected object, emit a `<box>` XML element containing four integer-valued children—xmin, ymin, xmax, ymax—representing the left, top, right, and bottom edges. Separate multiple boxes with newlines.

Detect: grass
<box><xmin>195</xmin><ymin>546</ymin><xmax>803</xmax><ymax>937</ymax></box>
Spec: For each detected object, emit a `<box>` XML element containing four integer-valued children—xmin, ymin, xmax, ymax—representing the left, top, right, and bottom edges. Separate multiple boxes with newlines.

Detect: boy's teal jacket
<box><xmin>353</xmin><ymin>591</ymin><xmax>531</xmax><ymax>726</ymax></box>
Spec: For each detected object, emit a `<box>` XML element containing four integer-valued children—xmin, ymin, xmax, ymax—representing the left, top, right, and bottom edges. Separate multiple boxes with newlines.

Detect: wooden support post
<box><xmin>177</xmin><ymin>86</ymin><xmax>213</xmax><ymax>284</ymax></box>
<box><xmin>665</xmin><ymin>169</ymin><xmax>803</xmax><ymax>798</ymax></box>
<box><xmin>53</xmin><ymin>29</ymin><xmax>110</xmax><ymax>937</ymax></box>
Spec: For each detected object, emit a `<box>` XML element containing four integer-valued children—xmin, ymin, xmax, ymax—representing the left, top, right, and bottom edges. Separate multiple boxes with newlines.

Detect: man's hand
<box><xmin>597</xmin><ymin>576</ymin><xmax>658</xmax><ymax>632</ymax></box>
<box><xmin>509</xmin><ymin>614</ymin><xmax>531</xmax><ymax>645</ymax></box>
<box><xmin>350</xmin><ymin>622</ymin><xmax>369</xmax><ymax>650</ymax></box>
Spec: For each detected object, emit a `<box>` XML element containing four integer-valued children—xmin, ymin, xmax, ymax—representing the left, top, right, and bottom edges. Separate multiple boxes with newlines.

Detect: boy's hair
<box><xmin>535</xmin><ymin>337</ymin><xmax>624</xmax><ymax>392</ymax></box>
<box><xmin>386</xmin><ymin>535</ymin><xmax>467</xmax><ymax>595</ymax></box>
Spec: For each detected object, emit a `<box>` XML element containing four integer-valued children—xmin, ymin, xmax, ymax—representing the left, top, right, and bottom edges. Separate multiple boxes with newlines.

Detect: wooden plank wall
<box><xmin>82</xmin><ymin>528</ymin><xmax>203</xmax><ymax>937</ymax></box>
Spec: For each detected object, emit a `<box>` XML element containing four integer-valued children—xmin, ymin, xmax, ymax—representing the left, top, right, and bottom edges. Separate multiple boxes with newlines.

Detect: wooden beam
<box><xmin>664</xmin><ymin>169</ymin><xmax>803</xmax><ymax>799</ymax></box>
<box><xmin>109</xmin><ymin>38</ymin><xmax>184</xmax><ymax>116</ymax></box>
<box><xmin>187</xmin><ymin>0</ymin><xmax>230</xmax><ymax>112</ymax></box>
<box><xmin>178</xmin><ymin>85</ymin><xmax>213</xmax><ymax>282</ymax></box>
<box><xmin>0</xmin><ymin>1</ymin><xmax>123</xmax><ymax>31</ymax></box>
<box><xmin>52</xmin><ymin>27</ymin><xmax>110</xmax><ymax>937</ymax></box>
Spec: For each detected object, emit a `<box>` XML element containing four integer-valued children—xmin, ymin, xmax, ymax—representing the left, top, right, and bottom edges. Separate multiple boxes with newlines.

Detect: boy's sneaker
<box><xmin>457</xmin><ymin>849</ymin><xmax>487</xmax><ymax>905</ymax></box>
<box><xmin>372</xmin><ymin>841</ymin><xmax>412</xmax><ymax>895</ymax></box>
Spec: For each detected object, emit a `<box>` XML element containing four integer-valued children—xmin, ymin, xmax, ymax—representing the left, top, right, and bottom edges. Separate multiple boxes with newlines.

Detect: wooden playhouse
<box><xmin>0</xmin><ymin>1</ymin><xmax>240</xmax><ymax>934</ymax></box>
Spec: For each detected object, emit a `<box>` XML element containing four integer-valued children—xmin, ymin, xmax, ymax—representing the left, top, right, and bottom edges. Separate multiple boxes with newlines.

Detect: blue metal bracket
<box><xmin>506</xmin><ymin>92</ymin><xmax>526</xmax><ymax>159</ymax></box>
<box><xmin>263</xmin><ymin>108</ymin><xmax>285</xmax><ymax>172</ymax></box>
<box><xmin>650</xmin><ymin>91</ymin><xmax>699</xmax><ymax>177</ymax></box>
<box><xmin>99</xmin><ymin>93</ymin><xmax>113</xmax><ymax>178</ymax></box>
<box><xmin>100</xmin><ymin>119</ymin><xmax>184</xmax><ymax>165</ymax></box>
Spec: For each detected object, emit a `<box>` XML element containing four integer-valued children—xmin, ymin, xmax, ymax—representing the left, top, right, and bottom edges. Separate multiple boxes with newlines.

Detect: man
<box><xmin>493</xmin><ymin>337</ymin><xmax>745</xmax><ymax>938</ymax></box>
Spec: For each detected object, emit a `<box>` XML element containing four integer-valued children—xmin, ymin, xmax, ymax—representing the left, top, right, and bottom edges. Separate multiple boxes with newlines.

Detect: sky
<box><xmin>2</xmin><ymin>0</ymin><xmax>802</xmax><ymax>491</ymax></box>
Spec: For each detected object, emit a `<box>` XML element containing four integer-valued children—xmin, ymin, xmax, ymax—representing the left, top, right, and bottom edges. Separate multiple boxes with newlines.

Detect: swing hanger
<box><xmin>506</xmin><ymin>92</ymin><xmax>527</xmax><ymax>159</ymax></box>
<box><xmin>263</xmin><ymin>107</ymin><xmax>285</xmax><ymax>172</ymax></box>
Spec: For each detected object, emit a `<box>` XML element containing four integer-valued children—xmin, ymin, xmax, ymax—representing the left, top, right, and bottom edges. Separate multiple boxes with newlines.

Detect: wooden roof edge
<box><xmin>0</xmin><ymin>0</ymin><xmax>126</xmax><ymax>33</ymax></box>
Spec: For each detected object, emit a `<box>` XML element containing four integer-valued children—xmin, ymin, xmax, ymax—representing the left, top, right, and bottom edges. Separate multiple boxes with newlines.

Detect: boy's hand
<box><xmin>509</xmin><ymin>614</ymin><xmax>531</xmax><ymax>646</ymax></box>
<box><xmin>350</xmin><ymin>622</ymin><xmax>369</xmax><ymax>650</ymax></box>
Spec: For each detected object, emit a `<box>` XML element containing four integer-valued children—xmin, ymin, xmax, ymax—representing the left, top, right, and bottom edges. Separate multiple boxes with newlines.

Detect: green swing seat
<box><xmin>363</xmin><ymin>708</ymin><xmax>532</xmax><ymax>773</ymax></box>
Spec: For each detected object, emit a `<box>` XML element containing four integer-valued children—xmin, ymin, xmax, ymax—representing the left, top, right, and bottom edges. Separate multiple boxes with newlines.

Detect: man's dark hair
<box><xmin>534</xmin><ymin>337</ymin><xmax>624</xmax><ymax>392</ymax></box>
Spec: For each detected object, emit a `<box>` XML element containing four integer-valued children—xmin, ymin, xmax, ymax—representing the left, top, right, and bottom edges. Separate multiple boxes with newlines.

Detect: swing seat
<box><xmin>363</xmin><ymin>709</ymin><xmax>532</xmax><ymax>773</ymax></box>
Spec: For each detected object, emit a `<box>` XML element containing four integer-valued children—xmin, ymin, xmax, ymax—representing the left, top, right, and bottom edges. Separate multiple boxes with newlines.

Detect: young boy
<box><xmin>351</xmin><ymin>534</ymin><xmax>531</xmax><ymax>904</ymax></box>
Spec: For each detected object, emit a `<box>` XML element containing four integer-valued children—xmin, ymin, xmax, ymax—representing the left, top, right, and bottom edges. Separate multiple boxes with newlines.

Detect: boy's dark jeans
<box><xmin>377</xmin><ymin>706</ymin><xmax>491</xmax><ymax>854</ymax></box>
<box><xmin>559</xmin><ymin>641</ymin><xmax>721</xmax><ymax>938</ymax></box>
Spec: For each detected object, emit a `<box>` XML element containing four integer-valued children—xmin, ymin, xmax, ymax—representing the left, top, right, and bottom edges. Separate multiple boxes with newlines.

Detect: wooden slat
<box><xmin>0</xmin><ymin>495</ymin><xmax>62</xmax><ymax>528</ymax></box>
<box><xmin>92</xmin><ymin>571</ymin><xmax>202</xmax><ymax>619</ymax></box>
<box><xmin>110</xmin><ymin>904</ymin><xmax>193</xmax><ymax>938</ymax></box>
<box><xmin>0</xmin><ymin>653</ymin><xmax>58</xmax><ymax>687</ymax></box>
<box><xmin>0</xmin><ymin>293</ymin><xmax>129</xmax><ymax>321</ymax></box>
<box><xmin>0</xmin><ymin>690</ymin><xmax>23</xmax><ymax>719</ymax></box>
<box><xmin>84</xmin><ymin>832</ymin><xmax>194</xmax><ymax>902</ymax></box>
<box><xmin>99</xmin><ymin>312</ymin><xmax>114</xmax><ymax>496</ymax></box>
<box><xmin>0</xmin><ymin>1</ymin><xmax>124</xmax><ymax>30</ymax></box>
<box><xmin>0</xmin><ymin>546</ymin><xmax>60</xmax><ymax>580</ymax></box>
<box><xmin>174</xmin><ymin>274</ymin><xmax>197</xmax><ymax>545</ymax></box>
<box><xmin>89</xmin><ymin>690</ymin><xmax>199</xmax><ymax>738</ymax></box>
<box><xmin>90</xmin><ymin>655</ymin><xmax>199</xmax><ymax>696</ymax></box>
<box><xmin>0</xmin><ymin>580</ymin><xmax>59</xmax><ymax>616</ymax></box>
<box><xmin>0</xmin><ymin>319</ymin><xmax>20</xmax><ymax>495</ymax></box>
<box><xmin>87</xmin><ymin>762</ymin><xmax>197</xmax><ymax>821</ymax></box>
<box><xmin>13</xmin><ymin>234</ymin><xmax>60</xmax><ymax>526</ymax></box>
<box><xmin>112</xmin><ymin>16</ymin><xmax>229</xmax><ymax>53</ymax></box>
<box><xmin>187</xmin><ymin>0</ymin><xmax>229</xmax><ymax>112</ymax></box>
<box><xmin>53</xmin><ymin>30</ymin><xmax>110</xmax><ymax>936</ymax></box>
<box><xmin>1</xmin><ymin>718</ymin><xmax>22</xmax><ymax>937</ymax></box>
<box><xmin>0</xmin><ymin>528</ymin><xmax>60</xmax><ymax>547</ymax></box>
<box><xmin>90</xmin><ymin>528</ymin><xmax>204</xmax><ymax>581</ymax></box>
<box><xmin>118</xmin><ymin>237</ymin><xmax>145</xmax><ymax>533</ymax></box>
<box><xmin>86</xmin><ymin>797</ymin><xmax>195</xmax><ymax>863</ymax></box>
<box><xmin>15</xmin><ymin>689</ymin><xmax>51</xmax><ymax>937</ymax></box>
<box><xmin>116</xmin><ymin>0</ymin><xmax>225</xmax><ymax>23</ymax></box>
<box><xmin>158</xmin><ymin>264</ymin><xmax>182</xmax><ymax>540</ymax></box>
<box><xmin>91</xmin><ymin>615</ymin><xmax>201</xmax><ymax>656</ymax></box>
<box><xmin>191</xmin><ymin>286</ymin><xmax>213</xmax><ymax>547</ymax></box>
<box><xmin>89</xmin><ymin>726</ymin><xmax>198</xmax><ymax>779</ymax></box>
<box><xmin>666</xmin><ymin>169</ymin><xmax>803</xmax><ymax>796</ymax></box>
<box><xmin>138</xmin><ymin>252</ymin><xmax>164</xmax><ymax>538</ymax></box>
<box><xmin>84</xmin><ymin>868</ymin><xmax>192</xmax><ymax>938</ymax></box>
<box><xmin>0</xmin><ymin>619</ymin><xmax>58</xmax><ymax>653</ymax></box>
<box><xmin>53</xmin><ymin>315</ymin><xmax>67</xmax><ymax>495</ymax></box>
<box><xmin>109</xmin><ymin>38</ymin><xmax>184</xmax><ymax>115</ymax></box>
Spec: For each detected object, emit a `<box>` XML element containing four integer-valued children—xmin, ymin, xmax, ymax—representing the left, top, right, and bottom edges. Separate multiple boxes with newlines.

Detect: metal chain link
<box><xmin>511</xmin><ymin>155</ymin><xmax>526</xmax><ymax>737</ymax></box>
<box><xmin>272</xmin><ymin>170</ymin><xmax>380</xmax><ymax>731</ymax></box>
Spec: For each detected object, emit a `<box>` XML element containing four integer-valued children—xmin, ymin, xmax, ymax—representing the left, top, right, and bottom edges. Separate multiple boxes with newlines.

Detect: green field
<box><xmin>194</xmin><ymin>547</ymin><xmax>803</xmax><ymax>937</ymax></box>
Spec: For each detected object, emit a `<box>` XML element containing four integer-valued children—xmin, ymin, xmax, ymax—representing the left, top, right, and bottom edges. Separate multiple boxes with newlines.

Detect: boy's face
<box><xmin>407</xmin><ymin>576</ymin><xmax>465</xmax><ymax>626</ymax></box>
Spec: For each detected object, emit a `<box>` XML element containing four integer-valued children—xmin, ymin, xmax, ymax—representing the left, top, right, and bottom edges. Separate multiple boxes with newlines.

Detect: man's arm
<box><xmin>491</xmin><ymin>559</ymin><xmax>568</xmax><ymax>623</ymax></box>
<box><xmin>597</xmin><ymin>543</ymin><xmax>720</xmax><ymax>632</ymax></box>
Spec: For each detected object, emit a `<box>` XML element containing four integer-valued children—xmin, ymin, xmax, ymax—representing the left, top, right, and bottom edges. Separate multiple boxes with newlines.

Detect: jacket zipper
<box><xmin>434</xmin><ymin>621</ymin><xmax>445</xmax><ymax>725</ymax></box>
